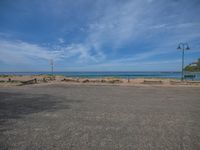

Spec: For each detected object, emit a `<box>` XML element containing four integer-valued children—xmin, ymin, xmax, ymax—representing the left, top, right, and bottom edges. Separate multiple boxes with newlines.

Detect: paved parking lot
<box><xmin>0</xmin><ymin>85</ymin><xmax>200</xmax><ymax>150</ymax></box>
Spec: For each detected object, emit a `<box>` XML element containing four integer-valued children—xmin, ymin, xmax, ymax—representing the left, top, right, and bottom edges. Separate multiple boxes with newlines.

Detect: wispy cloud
<box><xmin>67</xmin><ymin>0</ymin><xmax>200</xmax><ymax>58</ymax></box>
<box><xmin>58</xmin><ymin>38</ymin><xmax>64</xmax><ymax>44</ymax></box>
<box><xmin>0</xmin><ymin>40</ymin><xmax>60</xmax><ymax>64</ymax></box>
<box><xmin>0</xmin><ymin>39</ymin><xmax>106</xmax><ymax>65</ymax></box>
<box><xmin>59</xmin><ymin>43</ymin><xmax>105</xmax><ymax>63</ymax></box>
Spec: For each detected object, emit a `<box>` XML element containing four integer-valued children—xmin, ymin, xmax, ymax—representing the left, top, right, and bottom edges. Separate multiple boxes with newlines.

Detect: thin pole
<box><xmin>181</xmin><ymin>48</ymin><xmax>184</xmax><ymax>81</ymax></box>
<box><xmin>178</xmin><ymin>43</ymin><xmax>190</xmax><ymax>81</ymax></box>
<box><xmin>51</xmin><ymin>62</ymin><xmax>53</xmax><ymax>76</ymax></box>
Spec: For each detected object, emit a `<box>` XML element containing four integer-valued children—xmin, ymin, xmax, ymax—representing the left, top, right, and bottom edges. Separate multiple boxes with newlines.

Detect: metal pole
<box><xmin>182</xmin><ymin>47</ymin><xmax>184</xmax><ymax>81</ymax></box>
<box><xmin>51</xmin><ymin>63</ymin><xmax>53</xmax><ymax>76</ymax></box>
<box><xmin>177</xmin><ymin>43</ymin><xmax>190</xmax><ymax>81</ymax></box>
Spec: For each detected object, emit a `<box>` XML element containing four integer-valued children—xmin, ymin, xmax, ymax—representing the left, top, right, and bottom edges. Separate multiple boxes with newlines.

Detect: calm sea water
<box><xmin>1</xmin><ymin>72</ymin><xmax>200</xmax><ymax>80</ymax></box>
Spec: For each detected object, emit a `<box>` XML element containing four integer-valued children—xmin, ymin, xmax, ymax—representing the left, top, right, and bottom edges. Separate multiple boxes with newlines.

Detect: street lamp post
<box><xmin>177</xmin><ymin>43</ymin><xmax>190</xmax><ymax>81</ymax></box>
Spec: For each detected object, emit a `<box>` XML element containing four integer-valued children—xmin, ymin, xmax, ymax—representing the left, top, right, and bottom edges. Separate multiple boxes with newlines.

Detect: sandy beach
<box><xmin>0</xmin><ymin>81</ymin><xmax>200</xmax><ymax>149</ymax></box>
<box><xmin>1</xmin><ymin>75</ymin><xmax>200</xmax><ymax>88</ymax></box>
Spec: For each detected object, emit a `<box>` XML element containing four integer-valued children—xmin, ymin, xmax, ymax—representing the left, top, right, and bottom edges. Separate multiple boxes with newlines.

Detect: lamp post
<box><xmin>177</xmin><ymin>43</ymin><xmax>190</xmax><ymax>81</ymax></box>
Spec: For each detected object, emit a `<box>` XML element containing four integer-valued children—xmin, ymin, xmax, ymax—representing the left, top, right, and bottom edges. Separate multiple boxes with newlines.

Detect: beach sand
<box><xmin>0</xmin><ymin>83</ymin><xmax>200</xmax><ymax>150</ymax></box>
<box><xmin>0</xmin><ymin>75</ymin><xmax>200</xmax><ymax>87</ymax></box>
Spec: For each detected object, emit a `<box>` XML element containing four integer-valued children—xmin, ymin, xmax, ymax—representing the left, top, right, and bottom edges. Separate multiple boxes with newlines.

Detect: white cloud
<box><xmin>0</xmin><ymin>40</ymin><xmax>58</xmax><ymax>64</ymax></box>
<box><xmin>59</xmin><ymin>43</ymin><xmax>106</xmax><ymax>63</ymax></box>
<box><xmin>0</xmin><ymin>39</ymin><xmax>106</xmax><ymax>65</ymax></box>
<box><xmin>58</xmin><ymin>38</ymin><xmax>64</xmax><ymax>43</ymax></box>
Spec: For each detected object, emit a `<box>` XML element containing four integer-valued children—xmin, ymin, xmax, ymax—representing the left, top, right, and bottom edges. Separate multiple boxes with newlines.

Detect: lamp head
<box><xmin>177</xmin><ymin>45</ymin><xmax>181</xmax><ymax>50</ymax></box>
<box><xmin>186</xmin><ymin>45</ymin><xmax>190</xmax><ymax>50</ymax></box>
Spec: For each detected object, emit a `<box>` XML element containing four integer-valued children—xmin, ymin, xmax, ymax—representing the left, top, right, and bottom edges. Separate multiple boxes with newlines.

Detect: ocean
<box><xmin>1</xmin><ymin>71</ymin><xmax>200</xmax><ymax>80</ymax></box>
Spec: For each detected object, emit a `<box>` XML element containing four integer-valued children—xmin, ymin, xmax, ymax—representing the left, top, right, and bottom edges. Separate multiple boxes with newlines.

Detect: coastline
<box><xmin>1</xmin><ymin>75</ymin><xmax>200</xmax><ymax>87</ymax></box>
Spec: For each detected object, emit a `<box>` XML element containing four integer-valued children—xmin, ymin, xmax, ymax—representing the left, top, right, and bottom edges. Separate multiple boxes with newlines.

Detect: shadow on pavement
<box><xmin>0</xmin><ymin>92</ymin><xmax>78</xmax><ymax>124</ymax></box>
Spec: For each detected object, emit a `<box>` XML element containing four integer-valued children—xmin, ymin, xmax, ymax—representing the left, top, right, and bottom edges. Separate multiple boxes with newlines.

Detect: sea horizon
<box><xmin>1</xmin><ymin>71</ymin><xmax>200</xmax><ymax>80</ymax></box>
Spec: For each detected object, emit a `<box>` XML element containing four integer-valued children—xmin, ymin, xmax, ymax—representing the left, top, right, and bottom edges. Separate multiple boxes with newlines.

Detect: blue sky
<box><xmin>0</xmin><ymin>0</ymin><xmax>200</xmax><ymax>72</ymax></box>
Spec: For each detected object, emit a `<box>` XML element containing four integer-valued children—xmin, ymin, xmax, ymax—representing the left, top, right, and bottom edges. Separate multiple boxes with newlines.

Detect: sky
<box><xmin>0</xmin><ymin>0</ymin><xmax>200</xmax><ymax>72</ymax></box>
